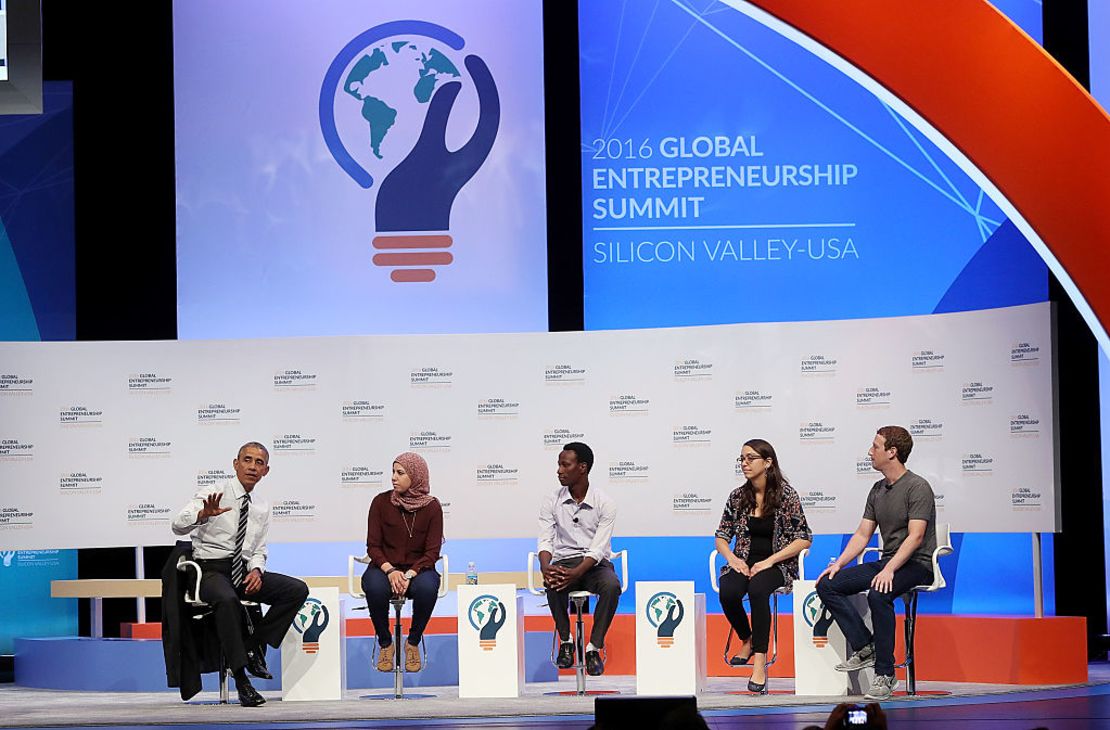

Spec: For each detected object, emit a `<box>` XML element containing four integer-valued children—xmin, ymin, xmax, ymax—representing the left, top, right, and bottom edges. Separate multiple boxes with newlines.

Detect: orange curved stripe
<box><xmin>745</xmin><ymin>0</ymin><xmax>1110</xmax><ymax>342</ymax></box>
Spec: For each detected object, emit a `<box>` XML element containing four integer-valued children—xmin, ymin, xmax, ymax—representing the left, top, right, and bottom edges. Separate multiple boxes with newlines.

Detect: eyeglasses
<box><xmin>736</xmin><ymin>454</ymin><xmax>765</xmax><ymax>464</ymax></box>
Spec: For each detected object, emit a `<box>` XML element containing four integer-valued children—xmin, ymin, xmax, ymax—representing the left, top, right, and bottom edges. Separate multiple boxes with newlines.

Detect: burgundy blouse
<box><xmin>365</xmin><ymin>490</ymin><xmax>443</xmax><ymax>573</ymax></box>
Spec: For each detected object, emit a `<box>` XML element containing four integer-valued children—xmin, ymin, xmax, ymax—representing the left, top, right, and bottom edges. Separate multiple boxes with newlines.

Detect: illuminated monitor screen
<box><xmin>174</xmin><ymin>1</ymin><xmax>549</xmax><ymax>338</ymax></box>
<box><xmin>578</xmin><ymin>0</ymin><xmax>1046</xmax><ymax>330</ymax></box>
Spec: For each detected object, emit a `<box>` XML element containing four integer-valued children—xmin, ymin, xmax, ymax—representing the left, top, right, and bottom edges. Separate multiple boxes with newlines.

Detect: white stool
<box><xmin>708</xmin><ymin>548</ymin><xmax>805</xmax><ymax>673</ymax></box>
<box><xmin>176</xmin><ymin>556</ymin><xmax>260</xmax><ymax>705</ymax></box>
<box><xmin>526</xmin><ymin>550</ymin><xmax>629</xmax><ymax>696</ymax></box>
<box><xmin>347</xmin><ymin>553</ymin><xmax>448</xmax><ymax>700</ymax></box>
<box><xmin>859</xmin><ymin>523</ymin><xmax>954</xmax><ymax>695</ymax></box>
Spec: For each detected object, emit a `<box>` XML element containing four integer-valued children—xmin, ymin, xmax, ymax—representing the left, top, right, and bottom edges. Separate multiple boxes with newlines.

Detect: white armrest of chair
<box><xmin>526</xmin><ymin>551</ymin><xmax>544</xmax><ymax>596</ymax></box>
<box><xmin>436</xmin><ymin>554</ymin><xmax>449</xmax><ymax>598</ymax></box>
<box><xmin>798</xmin><ymin>548</ymin><xmax>810</xmax><ymax>580</ymax></box>
<box><xmin>348</xmin><ymin>554</ymin><xmax>371</xmax><ymax>598</ymax></box>
<box><xmin>611</xmin><ymin>549</ymin><xmax>629</xmax><ymax>593</ymax></box>
<box><xmin>916</xmin><ymin>523</ymin><xmax>954</xmax><ymax>593</ymax></box>
<box><xmin>176</xmin><ymin>557</ymin><xmax>204</xmax><ymax>605</ymax></box>
<box><xmin>858</xmin><ymin>546</ymin><xmax>882</xmax><ymax>564</ymax></box>
<box><xmin>708</xmin><ymin>549</ymin><xmax>722</xmax><ymax>593</ymax></box>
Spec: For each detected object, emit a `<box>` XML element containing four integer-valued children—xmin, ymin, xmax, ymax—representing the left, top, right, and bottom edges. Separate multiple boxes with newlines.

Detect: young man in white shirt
<box><xmin>537</xmin><ymin>442</ymin><xmax>620</xmax><ymax>676</ymax></box>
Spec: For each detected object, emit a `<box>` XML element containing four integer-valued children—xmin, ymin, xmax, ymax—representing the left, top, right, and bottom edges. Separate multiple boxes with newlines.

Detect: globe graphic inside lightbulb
<box><xmin>321</xmin><ymin>22</ymin><xmax>500</xmax><ymax>283</ymax></box>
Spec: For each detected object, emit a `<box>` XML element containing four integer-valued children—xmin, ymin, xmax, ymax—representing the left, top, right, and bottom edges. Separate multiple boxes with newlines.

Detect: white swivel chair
<box><xmin>859</xmin><ymin>523</ymin><xmax>954</xmax><ymax>695</ymax></box>
<box><xmin>527</xmin><ymin>550</ymin><xmax>629</xmax><ymax>696</ymax></box>
<box><xmin>347</xmin><ymin>553</ymin><xmax>448</xmax><ymax>700</ymax></box>
<box><xmin>176</xmin><ymin>555</ymin><xmax>260</xmax><ymax>704</ymax></box>
<box><xmin>709</xmin><ymin>548</ymin><xmax>807</xmax><ymax>672</ymax></box>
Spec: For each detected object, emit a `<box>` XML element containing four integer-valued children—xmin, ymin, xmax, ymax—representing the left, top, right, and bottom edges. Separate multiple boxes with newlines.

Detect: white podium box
<box><xmin>635</xmin><ymin>581</ymin><xmax>706</xmax><ymax>696</ymax></box>
<box><xmin>281</xmin><ymin>587</ymin><xmax>345</xmax><ymax>701</ymax></box>
<box><xmin>792</xmin><ymin>579</ymin><xmax>873</xmax><ymax>695</ymax></box>
<box><xmin>457</xmin><ymin>584</ymin><xmax>525</xmax><ymax>698</ymax></box>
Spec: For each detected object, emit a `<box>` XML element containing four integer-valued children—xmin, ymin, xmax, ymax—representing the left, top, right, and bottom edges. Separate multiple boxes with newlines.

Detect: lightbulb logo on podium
<box><xmin>293</xmin><ymin>598</ymin><xmax>331</xmax><ymax>655</ymax></box>
<box><xmin>646</xmin><ymin>591</ymin><xmax>685</xmax><ymax>648</ymax></box>
<box><xmin>802</xmin><ymin>591</ymin><xmax>835</xmax><ymax>648</ymax></box>
<box><xmin>467</xmin><ymin>594</ymin><xmax>507</xmax><ymax>651</ymax></box>
<box><xmin>321</xmin><ymin>20</ymin><xmax>500</xmax><ymax>283</ymax></box>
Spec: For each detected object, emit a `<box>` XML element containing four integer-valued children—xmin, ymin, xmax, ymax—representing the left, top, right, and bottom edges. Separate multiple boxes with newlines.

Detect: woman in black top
<box><xmin>715</xmin><ymin>439</ymin><xmax>812</xmax><ymax>693</ymax></box>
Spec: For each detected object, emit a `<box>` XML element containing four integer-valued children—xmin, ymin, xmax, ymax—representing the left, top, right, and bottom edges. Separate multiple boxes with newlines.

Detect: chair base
<box><xmin>544</xmin><ymin>689</ymin><xmax>620</xmax><ymax>697</ymax></box>
<box><xmin>361</xmin><ymin>692</ymin><xmax>437</xmax><ymax>700</ymax></box>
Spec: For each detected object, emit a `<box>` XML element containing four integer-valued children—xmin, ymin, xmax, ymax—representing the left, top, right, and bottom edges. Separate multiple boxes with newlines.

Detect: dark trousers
<box><xmin>815</xmin><ymin>559</ymin><xmax>932</xmax><ymax>676</ymax></box>
<box><xmin>546</xmin><ymin>557</ymin><xmax>621</xmax><ymax>649</ymax></box>
<box><xmin>197</xmin><ymin>559</ymin><xmax>310</xmax><ymax>672</ymax></box>
<box><xmin>361</xmin><ymin>566</ymin><xmax>441</xmax><ymax>646</ymax></box>
<box><xmin>718</xmin><ymin>567</ymin><xmax>786</xmax><ymax>654</ymax></box>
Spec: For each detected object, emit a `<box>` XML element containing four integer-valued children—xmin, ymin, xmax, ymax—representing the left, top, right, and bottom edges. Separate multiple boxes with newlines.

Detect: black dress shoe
<box><xmin>556</xmin><ymin>642</ymin><xmax>575</xmax><ymax>669</ymax></box>
<box><xmin>236</xmin><ymin>678</ymin><xmax>267</xmax><ymax>707</ymax></box>
<box><xmin>585</xmin><ymin>649</ymin><xmax>605</xmax><ymax>676</ymax></box>
<box><xmin>245</xmin><ymin>648</ymin><xmax>272</xmax><ymax>680</ymax></box>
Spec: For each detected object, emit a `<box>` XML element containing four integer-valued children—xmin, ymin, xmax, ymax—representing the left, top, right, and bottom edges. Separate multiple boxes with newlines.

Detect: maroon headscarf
<box><xmin>390</xmin><ymin>452</ymin><xmax>434</xmax><ymax>511</ymax></box>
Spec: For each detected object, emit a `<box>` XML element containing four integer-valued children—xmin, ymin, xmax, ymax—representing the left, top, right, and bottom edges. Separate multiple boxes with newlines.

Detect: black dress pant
<box><xmin>197</xmin><ymin>558</ymin><xmax>309</xmax><ymax>671</ymax></box>
<box><xmin>546</xmin><ymin>557</ymin><xmax>622</xmax><ymax>649</ymax></box>
<box><xmin>718</xmin><ymin>566</ymin><xmax>786</xmax><ymax>654</ymax></box>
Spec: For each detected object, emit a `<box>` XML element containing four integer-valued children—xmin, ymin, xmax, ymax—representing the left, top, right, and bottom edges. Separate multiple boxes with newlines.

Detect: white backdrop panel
<box><xmin>0</xmin><ymin>303</ymin><xmax>1056</xmax><ymax>549</ymax></box>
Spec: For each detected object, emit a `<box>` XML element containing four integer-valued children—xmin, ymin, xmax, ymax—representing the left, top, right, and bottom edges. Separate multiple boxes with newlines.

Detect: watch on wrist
<box><xmin>404</xmin><ymin>570</ymin><xmax>417</xmax><ymax>580</ymax></box>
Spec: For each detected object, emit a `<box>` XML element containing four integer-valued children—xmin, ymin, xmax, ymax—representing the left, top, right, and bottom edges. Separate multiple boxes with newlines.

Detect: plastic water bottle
<box><xmin>466</xmin><ymin>561</ymin><xmax>479</xmax><ymax>585</ymax></box>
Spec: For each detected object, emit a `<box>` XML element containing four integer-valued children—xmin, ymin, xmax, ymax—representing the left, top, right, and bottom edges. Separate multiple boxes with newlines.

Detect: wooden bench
<box><xmin>52</xmin><ymin>571</ymin><xmax>538</xmax><ymax>637</ymax></box>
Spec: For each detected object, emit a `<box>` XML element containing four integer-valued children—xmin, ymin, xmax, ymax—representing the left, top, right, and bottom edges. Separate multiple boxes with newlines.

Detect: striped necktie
<box><xmin>231</xmin><ymin>493</ymin><xmax>251</xmax><ymax>587</ymax></box>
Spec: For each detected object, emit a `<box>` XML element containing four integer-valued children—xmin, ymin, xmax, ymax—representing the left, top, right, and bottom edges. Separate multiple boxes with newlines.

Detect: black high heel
<box><xmin>729</xmin><ymin>653</ymin><xmax>751</xmax><ymax>666</ymax></box>
<box><xmin>747</xmin><ymin>678</ymin><xmax>768</xmax><ymax>695</ymax></box>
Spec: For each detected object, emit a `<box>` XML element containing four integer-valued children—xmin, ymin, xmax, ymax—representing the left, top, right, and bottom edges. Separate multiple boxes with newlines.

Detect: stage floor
<box><xmin>2</xmin><ymin>666</ymin><xmax>1109</xmax><ymax>730</ymax></box>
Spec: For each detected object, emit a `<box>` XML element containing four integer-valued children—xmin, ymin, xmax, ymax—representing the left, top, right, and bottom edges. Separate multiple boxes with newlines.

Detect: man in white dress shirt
<box><xmin>172</xmin><ymin>442</ymin><xmax>309</xmax><ymax>707</ymax></box>
<box><xmin>537</xmin><ymin>442</ymin><xmax>620</xmax><ymax>676</ymax></box>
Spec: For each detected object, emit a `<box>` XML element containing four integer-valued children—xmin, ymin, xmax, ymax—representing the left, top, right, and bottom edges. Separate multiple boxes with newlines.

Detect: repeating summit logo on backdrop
<box><xmin>321</xmin><ymin>21</ymin><xmax>499</xmax><ymax>284</ymax></box>
<box><xmin>0</xmin><ymin>373</ymin><xmax>33</xmax><ymax>395</ymax></box>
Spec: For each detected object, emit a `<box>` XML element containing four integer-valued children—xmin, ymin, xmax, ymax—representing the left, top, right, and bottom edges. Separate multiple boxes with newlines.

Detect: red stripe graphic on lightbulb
<box><xmin>373</xmin><ymin>234</ymin><xmax>454</xmax><ymax>283</ymax></box>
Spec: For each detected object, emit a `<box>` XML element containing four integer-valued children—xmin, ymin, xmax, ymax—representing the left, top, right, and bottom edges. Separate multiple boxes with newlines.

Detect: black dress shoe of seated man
<box><xmin>236</xmin><ymin>677</ymin><xmax>267</xmax><ymax>707</ymax></box>
<box><xmin>556</xmin><ymin>641</ymin><xmax>575</xmax><ymax>669</ymax></box>
<box><xmin>245</xmin><ymin>647</ymin><xmax>272</xmax><ymax>680</ymax></box>
<box><xmin>585</xmin><ymin>649</ymin><xmax>605</xmax><ymax>676</ymax></box>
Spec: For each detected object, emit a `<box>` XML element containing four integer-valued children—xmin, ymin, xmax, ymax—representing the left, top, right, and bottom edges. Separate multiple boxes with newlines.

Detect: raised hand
<box><xmin>197</xmin><ymin>493</ymin><xmax>231</xmax><ymax>522</ymax></box>
<box><xmin>376</xmin><ymin>54</ymin><xmax>500</xmax><ymax>232</ymax></box>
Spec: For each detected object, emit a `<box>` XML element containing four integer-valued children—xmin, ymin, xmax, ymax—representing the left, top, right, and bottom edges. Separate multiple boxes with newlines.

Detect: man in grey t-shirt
<box><xmin>816</xmin><ymin>426</ymin><xmax>936</xmax><ymax>701</ymax></box>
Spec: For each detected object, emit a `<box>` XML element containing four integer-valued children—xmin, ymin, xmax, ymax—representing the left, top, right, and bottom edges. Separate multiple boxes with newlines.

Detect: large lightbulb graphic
<box><xmin>320</xmin><ymin>21</ymin><xmax>500</xmax><ymax>283</ymax></box>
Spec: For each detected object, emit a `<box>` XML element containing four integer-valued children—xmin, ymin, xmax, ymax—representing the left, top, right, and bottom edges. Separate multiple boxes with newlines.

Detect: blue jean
<box><xmin>815</xmin><ymin>559</ymin><xmax>932</xmax><ymax>676</ymax></box>
<box><xmin>361</xmin><ymin>567</ymin><xmax>440</xmax><ymax>646</ymax></box>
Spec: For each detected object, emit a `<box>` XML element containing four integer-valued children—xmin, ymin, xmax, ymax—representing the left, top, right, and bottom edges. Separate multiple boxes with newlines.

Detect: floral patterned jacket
<box><xmin>715</xmin><ymin>484</ymin><xmax>812</xmax><ymax>589</ymax></box>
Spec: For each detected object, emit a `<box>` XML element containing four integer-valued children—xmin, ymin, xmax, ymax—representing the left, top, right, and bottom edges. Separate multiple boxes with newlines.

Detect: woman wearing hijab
<box><xmin>361</xmin><ymin>452</ymin><xmax>444</xmax><ymax>673</ymax></box>
<box><xmin>715</xmin><ymin>438</ymin><xmax>812</xmax><ymax>694</ymax></box>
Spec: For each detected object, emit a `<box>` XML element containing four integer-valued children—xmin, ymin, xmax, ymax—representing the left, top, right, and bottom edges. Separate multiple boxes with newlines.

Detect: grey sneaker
<box><xmin>864</xmin><ymin>673</ymin><xmax>898</xmax><ymax>701</ymax></box>
<box><xmin>834</xmin><ymin>643</ymin><xmax>876</xmax><ymax>672</ymax></box>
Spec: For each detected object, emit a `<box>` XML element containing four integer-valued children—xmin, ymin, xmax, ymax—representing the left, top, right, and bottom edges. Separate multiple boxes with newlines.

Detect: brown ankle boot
<box><xmin>376</xmin><ymin>644</ymin><xmax>394</xmax><ymax>672</ymax></box>
<box><xmin>404</xmin><ymin>642</ymin><xmax>422</xmax><ymax>672</ymax></box>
